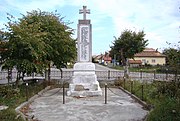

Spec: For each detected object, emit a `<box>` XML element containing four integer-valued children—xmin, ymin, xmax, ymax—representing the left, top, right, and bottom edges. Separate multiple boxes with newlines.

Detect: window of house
<box><xmin>152</xmin><ymin>59</ymin><xmax>156</xmax><ymax>63</ymax></box>
<box><xmin>142</xmin><ymin>59</ymin><xmax>146</xmax><ymax>63</ymax></box>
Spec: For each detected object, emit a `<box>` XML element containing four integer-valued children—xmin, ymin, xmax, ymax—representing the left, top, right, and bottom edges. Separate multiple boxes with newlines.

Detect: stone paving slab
<box><xmin>27</xmin><ymin>88</ymin><xmax>148</xmax><ymax>121</ymax></box>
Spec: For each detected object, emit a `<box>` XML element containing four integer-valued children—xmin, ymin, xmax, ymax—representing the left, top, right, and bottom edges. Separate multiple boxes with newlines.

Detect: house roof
<box><xmin>103</xmin><ymin>56</ymin><xmax>112</xmax><ymax>61</ymax></box>
<box><xmin>134</xmin><ymin>48</ymin><xmax>166</xmax><ymax>57</ymax></box>
<box><xmin>94</xmin><ymin>55</ymin><xmax>103</xmax><ymax>60</ymax></box>
<box><xmin>128</xmin><ymin>60</ymin><xmax>142</xmax><ymax>64</ymax></box>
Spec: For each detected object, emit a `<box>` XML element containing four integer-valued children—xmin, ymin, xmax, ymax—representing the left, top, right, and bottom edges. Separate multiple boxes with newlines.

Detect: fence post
<box><xmin>26</xmin><ymin>83</ymin><xmax>29</xmax><ymax>101</ymax></box>
<box><xmin>61</xmin><ymin>70</ymin><xmax>63</xmax><ymax>79</ymax></box>
<box><xmin>141</xmin><ymin>84</ymin><xmax>144</xmax><ymax>101</ymax></box>
<box><xmin>123</xmin><ymin>77</ymin><xmax>126</xmax><ymax>89</ymax></box>
<box><xmin>154</xmin><ymin>69</ymin><xmax>156</xmax><ymax>79</ymax></box>
<box><xmin>140</xmin><ymin>69</ymin><xmax>142</xmax><ymax>79</ymax></box>
<box><xmin>63</xmin><ymin>82</ymin><xmax>65</xmax><ymax>104</ymax></box>
<box><xmin>105</xmin><ymin>83</ymin><xmax>107</xmax><ymax>104</ymax></box>
<box><xmin>108</xmin><ymin>70</ymin><xmax>110</xmax><ymax>79</ymax></box>
<box><xmin>166</xmin><ymin>69</ymin><xmax>168</xmax><ymax>80</ymax></box>
<box><xmin>130</xmin><ymin>80</ymin><xmax>133</xmax><ymax>94</ymax></box>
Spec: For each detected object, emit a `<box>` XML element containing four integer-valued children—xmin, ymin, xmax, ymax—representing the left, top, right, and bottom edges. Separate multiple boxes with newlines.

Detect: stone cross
<box><xmin>79</xmin><ymin>6</ymin><xmax>90</xmax><ymax>20</ymax></box>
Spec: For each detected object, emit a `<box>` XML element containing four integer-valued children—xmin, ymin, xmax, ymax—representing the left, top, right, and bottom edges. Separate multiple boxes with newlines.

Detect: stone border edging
<box><xmin>119</xmin><ymin>86</ymin><xmax>149</xmax><ymax>109</ymax></box>
<box><xmin>15</xmin><ymin>86</ymin><xmax>51</xmax><ymax>120</ymax></box>
<box><xmin>118</xmin><ymin>86</ymin><xmax>153</xmax><ymax>121</ymax></box>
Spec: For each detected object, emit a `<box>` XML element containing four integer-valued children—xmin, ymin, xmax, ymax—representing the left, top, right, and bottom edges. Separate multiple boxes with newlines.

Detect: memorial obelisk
<box><xmin>67</xmin><ymin>6</ymin><xmax>102</xmax><ymax>97</ymax></box>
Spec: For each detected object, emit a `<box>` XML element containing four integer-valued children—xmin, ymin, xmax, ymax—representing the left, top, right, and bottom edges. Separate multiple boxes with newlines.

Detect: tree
<box><xmin>163</xmin><ymin>47</ymin><xmax>180</xmax><ymax>80</ymax></box>
<box><xmin>0</xmin><ymin>10</ymin><xmax>76</xmax><ymax>86</ymax></box>
<box><xmin>110</xmin><ymin>29</ymin><xmax>148</xmax><ymax>77</ymax></box>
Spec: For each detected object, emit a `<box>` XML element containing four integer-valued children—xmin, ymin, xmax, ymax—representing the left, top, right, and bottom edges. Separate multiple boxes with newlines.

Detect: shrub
<box><xmin>147</xmin><ymin>98</ymin><xmax>180</xmax><ymax>121</ymax></box>
<box><xmin>0</xmin><ymin>86</ymin><xmax>20</xmax><ymax>98</ymax></box>
<box><xmin>0</xmin><ymin>108</ymin><xmax>24</xmax><ymax>121</ymax></box>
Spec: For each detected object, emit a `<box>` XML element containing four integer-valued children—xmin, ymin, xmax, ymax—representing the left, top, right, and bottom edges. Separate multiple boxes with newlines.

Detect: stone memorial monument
<box><xmin>67</xmin><ymin>6</ymin><xmax>102</xmax><ymax>97</ymax></box>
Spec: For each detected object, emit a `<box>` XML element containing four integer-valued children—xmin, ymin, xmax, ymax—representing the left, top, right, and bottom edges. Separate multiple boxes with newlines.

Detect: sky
<box><xmin>0</xmin><ymin>0</ymin><xmax>180</xmax><ymax>55</ymax></box>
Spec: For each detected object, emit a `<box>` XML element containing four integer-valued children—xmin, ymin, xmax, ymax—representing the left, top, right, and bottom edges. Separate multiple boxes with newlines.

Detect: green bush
<box><xmin>147</xmin><ymin>98</ymin><xmax>180</xmax><ymax>121</ymax></box>
<box><xmin>0</xmin><ymin>86</ymin><xmax>20</xmax><ymax>99</ymax></box>
<box><xmin>0</xmin><ymin>108</ymin><xmax>24</xmax><ymax>121</ymax></box>
<box><xmin>0</xmin><ymin>82</ymin><xmax>45</xmax><ymax>120</ymax></box>
<box><xmin>120</xmin><ymin>80</ymin><xmax>180</xmax><ymax>120</ymax></box>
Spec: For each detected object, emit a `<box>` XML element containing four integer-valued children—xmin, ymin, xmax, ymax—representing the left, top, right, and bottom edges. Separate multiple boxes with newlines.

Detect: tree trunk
<box><xmin>123</xmin><ymin>59</ymin><xmax>129</xmax><ymax>78</ymax></box>
<box><xmin>120</xmin><ymin>49</ymin><xmax>129</xmax><ymax>78</ymax></box>
<box><xmin>15</xmin><ymin>71</ymin><xmax>21</xmax><ymax>88</ymax></box>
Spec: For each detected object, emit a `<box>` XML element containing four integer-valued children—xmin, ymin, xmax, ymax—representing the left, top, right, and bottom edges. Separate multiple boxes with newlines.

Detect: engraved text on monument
<box><xmin>79</xmin><ymin>25</ymin><xmax>89</xmax><ymax>61</ymax></box>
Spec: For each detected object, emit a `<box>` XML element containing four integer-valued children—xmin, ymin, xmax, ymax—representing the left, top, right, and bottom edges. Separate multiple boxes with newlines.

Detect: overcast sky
<box><xmin>0</xmin><ymin>0</ymin><xmax>179</xmax><ymax>55</ymax></box>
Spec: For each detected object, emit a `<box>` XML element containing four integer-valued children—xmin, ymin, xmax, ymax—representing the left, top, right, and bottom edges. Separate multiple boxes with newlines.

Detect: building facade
<box><xmin>129</xmin><ymin>48</ymin><xmax>166</xmax><ymax>66</ymax></box>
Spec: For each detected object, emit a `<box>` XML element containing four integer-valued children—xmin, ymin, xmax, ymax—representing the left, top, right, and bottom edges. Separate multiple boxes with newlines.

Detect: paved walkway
<box><xmin>27</xmin><ymin>88</ymin><xmax>148</xmax><ymax>121</ymax></box>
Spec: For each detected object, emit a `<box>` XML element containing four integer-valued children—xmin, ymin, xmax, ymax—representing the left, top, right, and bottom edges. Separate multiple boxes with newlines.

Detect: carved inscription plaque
<box><xmin>79</xmin><ymin>25</ymin><xmax>90</xmax><ymax>62</ymax></box>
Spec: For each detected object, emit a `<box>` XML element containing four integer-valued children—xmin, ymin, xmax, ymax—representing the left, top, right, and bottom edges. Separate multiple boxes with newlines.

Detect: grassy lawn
<box><xmin>111</xmin><ymin>65</ymin><xmax>162</xmax><ymax>72</ymax></box>
<box><xmin>0</xmin><ymin>81</ymin><xmax>45</xmax><ymax>121</ymax></box>
<box><xmin>114</xmin><ymin>79</ymin><xmax>180</xmax><ymax>121</ymax></box>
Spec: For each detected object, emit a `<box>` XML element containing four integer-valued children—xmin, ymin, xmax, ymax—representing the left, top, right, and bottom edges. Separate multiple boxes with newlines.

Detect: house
<box><xmin>103</xmin><ymin>52</ymin><xmax>112</xmax><ymax>65</ymax></box>
<box><xmin>128</xmin><ymin>60</ymin><xmax>142</xmax><ymax>67</ymax></box>
<box><xmin>93</xmin><ymin>52</ymin><xmax>112</xmax><ymax>65</ymax></box>
<box><xmin>130</xmin><ymin>48</ymin><xmax>166</xmax><ymax>66</ymax></box>
<box><xmin>92</xmin><ymin>55</ymin><xmax>103</xmax><ymax>63</ymax></box>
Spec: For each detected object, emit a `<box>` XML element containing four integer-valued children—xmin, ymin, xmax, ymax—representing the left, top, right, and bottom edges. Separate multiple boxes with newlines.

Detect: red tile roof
<box><xmin>103</xmin><ymin>56</ymin><xmax>112</xmax><ymax>61</ymax></box>
<box><xmin>134</xmin><ymin>48</ymin><xmax>166</xmax><ymax>57</ymax></box>
<box><xmin>128</xmin><ymin>60</ymin><xmax>142</xmax><ymax>64</ymax></box>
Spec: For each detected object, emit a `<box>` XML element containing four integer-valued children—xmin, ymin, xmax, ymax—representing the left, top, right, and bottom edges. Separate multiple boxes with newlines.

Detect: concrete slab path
<box><xmin>27</xmin><ymin>88</ymin><xmax>148</xmax><ymax>121</ymax></box>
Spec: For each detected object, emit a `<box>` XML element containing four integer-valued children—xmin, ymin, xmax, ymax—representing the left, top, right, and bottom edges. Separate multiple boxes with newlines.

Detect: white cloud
<box><xmin>0</xmin><ymin>0</ymin><xmax>179</xmax><ymax>54</ymax></box>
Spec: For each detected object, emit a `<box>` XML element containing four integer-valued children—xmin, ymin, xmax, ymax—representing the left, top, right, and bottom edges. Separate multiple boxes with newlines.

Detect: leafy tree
<box><xmin>163</xmin><ymin>47</ymin><xmax>180</xmax><ymax>80</ymax></box>
<box><xmin>0</xmin><ymin>10</ymin><xmax>76</xmax><ymax>85</ymax></box>
<box><xmin>110</xmin><ymin>29</ymin><xmax>148</xmax><ymax>77</ymax></box>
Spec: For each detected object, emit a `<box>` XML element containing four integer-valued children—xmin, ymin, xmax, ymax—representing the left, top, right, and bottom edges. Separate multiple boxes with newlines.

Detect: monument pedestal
<box><xmin>67</xmin><ymin>62</ymin><xmax>102</xmax><ymax>97</ymax></box>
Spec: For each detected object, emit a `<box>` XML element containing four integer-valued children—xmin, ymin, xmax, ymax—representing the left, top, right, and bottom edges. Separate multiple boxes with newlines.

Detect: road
<box><xmin>95</xmin><ymin>64</ymin><xmax>119</xmax><ymax>71</ymax></box>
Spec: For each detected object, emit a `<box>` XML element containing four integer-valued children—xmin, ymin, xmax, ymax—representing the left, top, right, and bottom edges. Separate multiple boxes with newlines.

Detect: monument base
<box><xmin>67</xmin><ymin>62</ymin><xmax>102</xmax><ymax>97</ymax></box>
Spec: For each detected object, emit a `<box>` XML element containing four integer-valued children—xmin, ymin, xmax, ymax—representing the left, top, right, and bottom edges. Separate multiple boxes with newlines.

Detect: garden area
<box><xmin>0</xmin><ymin>81</ymin><xmax>45</xmax><ymax>121</ymax></box>
<box><xmin>114</xmin><ymin>78</ymin><xmax>180</xmax><ymax>121</ymax></box>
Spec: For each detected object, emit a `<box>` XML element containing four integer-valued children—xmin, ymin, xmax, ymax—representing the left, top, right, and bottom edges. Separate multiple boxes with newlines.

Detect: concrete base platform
<box><xmin>27</xmin><ymin>88</ymin><xmax>148</xmax><ymax>121</ymax></box>
<box><xmin>67</xmin><ymin>62</ymin><xmax>102</xmax><ymax>97</ymax></box>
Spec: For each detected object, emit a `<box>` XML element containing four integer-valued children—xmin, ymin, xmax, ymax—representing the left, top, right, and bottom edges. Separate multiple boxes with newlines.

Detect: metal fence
<box><xmin>0</xmin><ymin>69</ymin><xmax>178</xmax><ymax>84</ymax></box>
<box><xmin>50</xmin><ymin>70</ymin><xmax>176</xmax><ymax>81</ymax></box>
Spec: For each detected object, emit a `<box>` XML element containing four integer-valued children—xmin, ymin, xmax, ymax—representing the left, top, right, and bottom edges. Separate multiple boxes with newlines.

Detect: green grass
<box><xmin>0</xmin><ymin>82</ymin><xmax>45</xmax><ymax>121</ymax></box>
<box><xmin>115</xmin><ymin>79</ymin><xmax>180</xmax><ymax>121</ymax></box>
<box><xmin>111</xmin><ymin>65</ymin><xmax>162</xmax><ymax>73</ymax></box>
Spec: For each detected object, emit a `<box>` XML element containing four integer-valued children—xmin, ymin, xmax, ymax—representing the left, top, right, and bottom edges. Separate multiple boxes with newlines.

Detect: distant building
<box><xmin>92</xmin><ymin>55</ymin><xmax>103</xmax><ymax>63</ymax></box>
<box><xmin>103</xmin><ymin>52</ymin><xmax>112</xmax><ymax>65</ymax></box>
<box><xmin>129</xmin><ymin>48</ymin><xmax>166</xmax><ymax>66</ymax></box>
<box><xmin>128</xmin><ymin>60</ymin><xmax>142</xmax><ymax>67</ymax></box>
<box><xmin>93</xmin><ymin>52</ymin><xmax>112</xmax><ymax>65</ymax></box>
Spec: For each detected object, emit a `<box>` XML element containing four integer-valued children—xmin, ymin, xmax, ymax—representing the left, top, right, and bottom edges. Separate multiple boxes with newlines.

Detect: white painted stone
<box><xmin>67</xmin><ymin>63</ymin><xmax>102</xmax><ymax>97</ymax></box>
<box><xmin>67</xmin><ymin>6</ymin><xmax>102</xmax><ymax>97</ymax></box>
<box><xmin>73</xmin><ymin>63</ymin><xmax>95</xmax><ymax>71</ymax></box>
